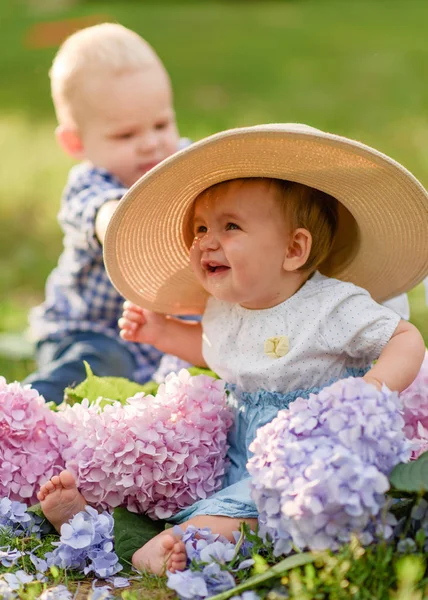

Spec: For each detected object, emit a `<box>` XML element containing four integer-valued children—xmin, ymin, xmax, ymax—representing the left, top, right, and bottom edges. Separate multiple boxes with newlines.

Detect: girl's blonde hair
<box><xmin>50</xmin><ymin>23</ymin><xmax>166</xmax><ymax>127</ymax></box>
<box><xmin>270</xmin><ymin>178</ymin><xmax>338</xmax><ymax>272</ymax></box>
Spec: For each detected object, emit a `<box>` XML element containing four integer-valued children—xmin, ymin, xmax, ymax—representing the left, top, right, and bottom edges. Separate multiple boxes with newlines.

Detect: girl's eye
<box><xmin>155</xmin><ymin>120</ymin><xmax>168</xmax><ymax>130</ymax></box>
<box><xmin>226</xmin><ymin>222</ymin><xmax>239</xmax><ymax>231</ymax></box>
<box><xmin>114</xmin><ymin>132</ymin><xmax>134</xmax><ymax>140</ymax></box>
<box><xmin>195</xmin><ymin>225</ymin><xmax>207</xmax><ymax>235</ymax></box>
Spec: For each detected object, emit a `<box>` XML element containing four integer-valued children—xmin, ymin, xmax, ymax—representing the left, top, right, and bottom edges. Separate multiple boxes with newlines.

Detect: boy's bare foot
<box><xmin>132</xmin><ymin>532</ymin><xmax>187</xmax><ymax>575</ymax></box>
<box><xmin>37</xmin><ymin>470</ymin><xmax>87</xmax><ymax>532</ymax></box>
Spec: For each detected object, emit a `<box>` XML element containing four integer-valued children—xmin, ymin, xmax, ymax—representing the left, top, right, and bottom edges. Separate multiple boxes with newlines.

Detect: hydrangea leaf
<box><xmin>113</xmin><ymin>507</ymin><xmax>165</xmax><ymax>570</ymax></box>
<box><xmin>187</xmin><ymin>366</ymin><xmax>219</xmax><ymax>379</ymax></box>
<box><xmin>63</xmin><ymin>363</ymin><xmax>218</xmax><ymax>407</ymax></box>
<box><xmin>27</xmin><ymin>502</ymin><xmax>56</xmax><ymax>535</ymax></box>
<box><xmin>63</xmin><ymin>362</ymin><xmax>156</xmax><ymax>406</ymax></box>
<box><xmin>389</xmin><ymin>451</ymin><xmax>428</xmax><ymax>494</ymax></box>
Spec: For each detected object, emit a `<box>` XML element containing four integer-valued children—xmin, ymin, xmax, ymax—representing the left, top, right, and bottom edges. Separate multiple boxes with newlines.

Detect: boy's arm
<box><xmin>95</xmin><ymin>200</ymin><xmax>120</xmax><ymax>244</ymax></box>
<box><xmin>119</xmin><ymin>302</ymin><xmax>206</xmax><ymax>367</ymax></box>
<box><xmin>363</xmin><ymin>319</ymin><xmax>425</xmax><ymax>392</ymax></box>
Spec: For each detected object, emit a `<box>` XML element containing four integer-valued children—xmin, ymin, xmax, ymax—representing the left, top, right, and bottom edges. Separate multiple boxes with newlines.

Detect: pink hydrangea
<box><xmin>0</xmin><ymin>377</ymin><xmax>64</xmax><ymax>505</ymax></box>
<box><xmin>400</xmin><ymin>350</ymin><xmax>428</xmax><ymax>458</ymax></box>
<box><xmin>56</xmin><ymin>370</ymin><xmax>233</xmax><ymax>519</ymax></box>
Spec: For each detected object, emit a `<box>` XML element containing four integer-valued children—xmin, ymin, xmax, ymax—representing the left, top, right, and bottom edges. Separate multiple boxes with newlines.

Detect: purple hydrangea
<box><xmin>248</xmin><ymin>378</ymin><xmax>410</xmax><ymax>554</ymax></box>
<box><xmin>0</xmin><ymin>377</ymin><xmax>64</xmax><ymax>504</ymax></box>
<box><xmin>45</xmin><ymin>506</ymin><xmax>122</xmax><ymax>578</ymax></box>
<box><xmin>56</xmin><ymin>370</ymin><xmax>233</xmax><ymax>518</ymax></box>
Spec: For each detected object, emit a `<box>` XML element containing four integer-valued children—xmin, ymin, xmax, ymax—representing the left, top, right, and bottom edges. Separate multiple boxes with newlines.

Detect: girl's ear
<box><xmin>55</xmin><ymin>125</ymin><xmax>84</xmax><ymax>159</ymax></box>
<box><xmin>283</xmin><ymin>228</ymin><xmax>312</xmax><ymax>272</ymax></box>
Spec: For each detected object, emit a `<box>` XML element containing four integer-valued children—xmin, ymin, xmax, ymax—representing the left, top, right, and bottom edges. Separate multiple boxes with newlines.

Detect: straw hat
<box><xmin>104</xmin><ymin>123</ymin><xmax>428</xmax><ymax>315</ymax></box>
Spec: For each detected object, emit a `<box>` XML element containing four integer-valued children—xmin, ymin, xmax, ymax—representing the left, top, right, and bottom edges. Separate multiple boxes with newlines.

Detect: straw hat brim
<box><xmin>104</xmin><ymin>124</ymin><xmax>428</xmax><ymax>315</ymax></box>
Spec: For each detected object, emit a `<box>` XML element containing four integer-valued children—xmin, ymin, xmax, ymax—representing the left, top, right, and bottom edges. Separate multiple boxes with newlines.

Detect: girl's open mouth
<box><xmin>205</xmin><ymin>263</ymin><xmax>229</xmax><ymax>274</ymax></box>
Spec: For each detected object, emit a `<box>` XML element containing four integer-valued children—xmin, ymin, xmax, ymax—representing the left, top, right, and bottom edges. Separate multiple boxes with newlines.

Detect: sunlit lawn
<box><xmin>1</xmin><ymin>3</ymin><xmax>428</xmax><ymax>598</ymax></box>
<box><xmin>1</xmin><ymin>0</ymin><xmax>428</xmax><ymax>380</ymax></box>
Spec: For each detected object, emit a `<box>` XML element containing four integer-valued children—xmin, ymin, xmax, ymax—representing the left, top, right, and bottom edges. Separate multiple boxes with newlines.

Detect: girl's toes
<box><xmin>37</xmin><ymin>490</ymin><xmax>46</xmax><ymax>501</ymax></box>
<box><xmin>170</xmin><ymin>554</ymin><xmax>187</xmax><ymax>572</ymax></box>
<box><xmin>45</xmin><ymin>480</ymin><xmax>56</xmax><ymax>493</ymax></box>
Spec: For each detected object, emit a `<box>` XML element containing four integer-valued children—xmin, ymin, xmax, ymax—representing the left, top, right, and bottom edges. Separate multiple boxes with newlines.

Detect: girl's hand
<box><xmin>118</xmin><ymin>301</ymin><xmax>167</xmax><ymax>346</ymax></box>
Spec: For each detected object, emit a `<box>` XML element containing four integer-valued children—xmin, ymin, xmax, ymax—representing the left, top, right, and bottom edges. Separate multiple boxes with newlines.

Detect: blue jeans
<box><xmin>23</xmin><ymin>332</ymin><xmax>137</xmax><ymax>405</ymax></box>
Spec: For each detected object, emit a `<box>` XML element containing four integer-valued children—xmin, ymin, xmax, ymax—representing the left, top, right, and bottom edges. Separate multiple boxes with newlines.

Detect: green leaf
<box><xmin>28</xmin><ymin>502</ymin><xmax>57</xmax><ymax>535</ymax></box>
<box><xmin>389</xmin><ymin>452</ymin><xmax>428</xmax><ymax>494</ymax></box>
<box><xmin>63</xmin><ymin>361</ymin><xmax>154</xmax><ymax>406</ymax></box>
<box><xmin>209</xmin><ymin>552</ymin><xmax>317</xmax><ymax>600</ymax></box>
<box><xmin>187</xmin><ymin>366</ymin><xmax>219</xmax><ymax>379</ymax></box>
<box><xmin>388</xmin><ymin>498</ymin><xmax>414</xmax><ymax>519</ymax></box>
<box><xmin>61</xmin><ymin>363</ymin><xmax>218</xmax><ymax>408</ymax></box>
<box><xmin>113</xmin><ymin>507</ymin><xmax>165</xmax><ymax>570</ymax></box>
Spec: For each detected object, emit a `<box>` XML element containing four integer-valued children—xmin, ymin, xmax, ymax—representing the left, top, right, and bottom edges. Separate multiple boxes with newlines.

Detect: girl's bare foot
<box><xmin>37</xmin><ymin>470</ymin><xmax>87</xmax><ymax>532</ymax></box>
<box><xmin>132</xmin><ymin>532</ymin><xmax>187</xmax><ymax>575</ymax></box>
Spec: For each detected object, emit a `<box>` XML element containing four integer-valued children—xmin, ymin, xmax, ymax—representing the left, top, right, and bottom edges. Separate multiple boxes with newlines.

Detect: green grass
<box><xmin>1</xmin><ymin>528</ymin><xmax>427</xmax><ymax>599</ymax></box>
<box><xmin>1</xmin><ymin>0</ymin><xmax>428</xmax><ymax>382</ymax></box>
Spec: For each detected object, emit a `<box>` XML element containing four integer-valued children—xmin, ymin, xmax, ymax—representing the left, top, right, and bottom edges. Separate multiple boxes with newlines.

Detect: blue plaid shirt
<box><xmin>29</xmin><ymin>156</ymin><xmax>190</xmax><ymax>383</ymax></box>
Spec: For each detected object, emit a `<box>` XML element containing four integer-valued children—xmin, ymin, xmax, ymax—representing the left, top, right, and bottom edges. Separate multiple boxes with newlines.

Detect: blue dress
<box><xmin>169</xmin><ymin>368</ymin><xmax>367</xmax><ymax>524</ymax></box>
<box><xmin>169</xmin><ymin>274</ymin><xmax>399</xmax><ymax>523</ymax></box>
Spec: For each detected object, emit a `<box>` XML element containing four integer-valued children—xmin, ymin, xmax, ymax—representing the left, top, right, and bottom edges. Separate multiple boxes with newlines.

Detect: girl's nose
<box><xmin>199</xmin><ymin>229</ymin><xmax>219</xmax><ymax>251</ymax></box>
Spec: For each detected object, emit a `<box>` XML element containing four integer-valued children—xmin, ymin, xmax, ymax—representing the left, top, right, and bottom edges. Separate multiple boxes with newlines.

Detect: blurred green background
<box><xmin>1</xmin><ymin>0</ymin><xmax>428</xmax><ymax>382</ymax></box>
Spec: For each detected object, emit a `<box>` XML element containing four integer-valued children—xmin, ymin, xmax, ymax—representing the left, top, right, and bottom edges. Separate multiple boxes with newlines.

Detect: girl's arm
<box><xmin>363</xmin><ymin>319</ymin><xmax>425</xmax><ymax>392</ymax></box>
<box><xmin>119</xmin><ymin>302</ymin><xmax>206</xmax><ymax>367</ymax></box>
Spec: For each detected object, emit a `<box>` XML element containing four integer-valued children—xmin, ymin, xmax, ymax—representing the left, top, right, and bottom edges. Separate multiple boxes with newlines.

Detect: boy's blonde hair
<box><xmin>50</xmin><ymin>22</ymin><xmax>166</xmax><ymax>127</ymax></box>
<box><xmin>191</xmin><ymin>178</ymin><xmax>338</xmax><ymax>273</ymax></box>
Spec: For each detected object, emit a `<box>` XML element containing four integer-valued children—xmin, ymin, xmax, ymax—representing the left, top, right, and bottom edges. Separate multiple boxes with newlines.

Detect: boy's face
<box><xmin>73</xmin><ymin>66</ymin><xmax>179</xmax><ymax>187</ymax></box>
<box><xmin>189</xmin><ymin>180</ymin><xmax>292</xmax><ymax>309</ymax></box>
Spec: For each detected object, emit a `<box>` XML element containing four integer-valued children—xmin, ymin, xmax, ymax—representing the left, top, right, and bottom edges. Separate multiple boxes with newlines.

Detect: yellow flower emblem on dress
<box><xmin>264</xmin><ymin>336</ymin><xmax>289</xmax><ymax>359</ymax></box>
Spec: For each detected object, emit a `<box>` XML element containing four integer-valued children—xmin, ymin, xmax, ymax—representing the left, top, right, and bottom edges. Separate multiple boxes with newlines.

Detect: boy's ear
<box><xmin>283</xmin><ymin>228</ymin><xmax>312</xmax><ymax>272</ymax></box>
<box><xmin>55</xmin><ymin>125</ymin><xmax>84</xmax><ymax>159</ymax></box>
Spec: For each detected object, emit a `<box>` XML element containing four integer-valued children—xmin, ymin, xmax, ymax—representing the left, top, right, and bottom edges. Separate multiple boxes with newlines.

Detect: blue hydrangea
<box><xmin>88</xmin><ymin>581</ymin><xmax>115</xmax><ymax>600</ymax></box>
<box><xmin>173</xmin><ymin>525</ymin><xmax>232</xmax><ymax>563</ymax></box>
<box><xmin>248</xmin><ymin>378</ymin><xmax>410</xmax><ymax>555</ymax></box>
<box><xmin>230</xmin><ymin>592</ymin><xmax>260</xmax><ymax>600</ymax></box>
<box><xmin>38</xmin><ymin>585</ymin><xmax>74</xmax><ymax>600</ymax></box>
<box><xmin>0</xmin><ymin>498</ymin><xmax>42</xmax><ymax>537</ymax></box>
<box><xmin>46</xmin><ymin>506</ymin><xmax>122</xmax><ymax>578</ymax></box>
<box><xmin>167</xmin><ymin>569</ymin><xmax>209</xmax><ymax>600</ymax></box>
<box><xmin>0</xmin><ymin>579</ymin><xmax>17</xmax><ymax>600</ymax></box>
<box><xmin>2</xmin><ymin>570</ymin><xmax>34</xmax><ymax>590</ymax></box>
<box><xmin>105</xmin><ymin>576</ymin><xmax>130</xmax><ymax>588</ymax></box>
<box><xmin>167</xmin><ymin>526</ymin><xmax>255</xmax><ymax>599</ymax></box>
<box><xmin>0</xmin><ymin>547</ymin><xmax>25</xmax><ymax>568</ymax></box>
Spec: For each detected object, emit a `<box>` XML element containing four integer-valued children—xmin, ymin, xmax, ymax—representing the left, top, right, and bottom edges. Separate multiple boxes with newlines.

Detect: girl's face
<box><xmin>190</xmin><ymin>180</ymin><xmax>292</xmax><ymax>309</ymax></box>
